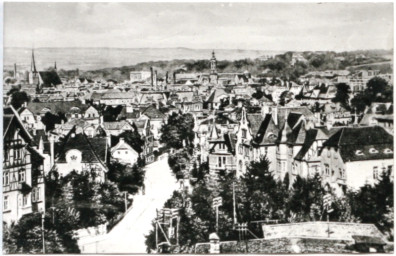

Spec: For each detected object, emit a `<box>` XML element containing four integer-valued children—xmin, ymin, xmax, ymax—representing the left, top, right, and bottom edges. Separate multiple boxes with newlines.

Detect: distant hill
<box><xmin>4</xmin><ymin>47</ymin><xmax>282</xmax><ymax>72</ymax></box>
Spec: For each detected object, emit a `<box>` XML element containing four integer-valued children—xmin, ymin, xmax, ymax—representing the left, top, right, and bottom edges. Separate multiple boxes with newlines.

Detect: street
<box><xmin>78</xmin><ymin>154</ymin><xmax>179</xmax><ymax>253</ymax></box>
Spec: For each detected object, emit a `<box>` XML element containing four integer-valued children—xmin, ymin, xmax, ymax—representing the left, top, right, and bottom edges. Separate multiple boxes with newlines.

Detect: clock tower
<box><xmin>210</xmin><ymin>51</ymin><xmax>218</xmax><ymax>84</ymax></box>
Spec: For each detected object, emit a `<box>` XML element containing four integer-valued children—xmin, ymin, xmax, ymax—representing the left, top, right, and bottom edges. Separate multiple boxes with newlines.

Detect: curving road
<box><xmin>78</xmin><ymin>154</ymin><xmax>179</xmax><ymax>253</ymax></box>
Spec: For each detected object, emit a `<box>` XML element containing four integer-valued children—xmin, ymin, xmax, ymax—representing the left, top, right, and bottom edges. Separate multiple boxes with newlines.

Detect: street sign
<box><xmin>212</xmin><ymin>197</ymin><xmax>223</xmax><ymax>208</ymax></box>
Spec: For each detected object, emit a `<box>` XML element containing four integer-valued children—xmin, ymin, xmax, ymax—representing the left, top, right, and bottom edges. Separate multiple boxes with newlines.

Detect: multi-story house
<box><xmin>235</xmin><ymin>108</ymin><xmax>263</xmax><ymax>177</ymax></box>
<box><xmin>320</xmin><ymin>126</ymin><xmax>393</xmax><ymax>195</ymax></box>
<box><xmin>52</xmin><ymin>129</ymin><xmax>108</xmax><ymax>183</ymax></box>
<box><xmin>3</xmin><ymin>107</ymin><xmax>46</xmax><ymax>225</ymax></box>
<box><xmin>207</xmin><ymin>121</ymin><xmax>237</xmax><ymax>178</ymax></box>
<box><xmin>293</xmin><ymin>127</ymin><xmax>331</xmax><ymax>179</ymax></box>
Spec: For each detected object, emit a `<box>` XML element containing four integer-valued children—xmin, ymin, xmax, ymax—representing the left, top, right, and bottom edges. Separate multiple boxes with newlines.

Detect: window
<box><xmin>32</xmin><ymin>187</ymin><xmax>41</xmax><ymax>202</ymax></box>
<box><xmin>15</xmin><ymin>149</ymin><xmax>21</xmax><ymax>160</ymax></box>
<box><xmin>18</xmin><ymin>170</ymin><xmax>25</xmax><ymax>183</ymax></box>
<box><xmin>373</xmin><ymin>166</ymin><xmax>379</xmax><ymax>180</ymax></box>
<box><xmin>3</xmin><ymin>172</ymin><xmax>9</xmax><ymax>186</ymax></box>
<box><xmin>244</xmin><ymin>147</ymin><xmax>249</xmax><ymax>157</ymax></box>
<box><xmin>239</xmin><ymin>145</ymin><xmax>242</xmax><ymax>154</ymax></box>
<box><xmin>23</xmin><ymin>194</ymin><xmax>28</xmax><ymax>206</ymax></box>
<box><xmin>125</xmin><ymin>151</ymin><xmax>128</xmax><ymax>154</ymax></box>
<box><xmin>388</xmin><ymin>165</ymin><xmax>393</xmax><ymax>173</ymax></box>
<box><xmin>369</xmin><ymin>148</ymin><xmax>379</xmax><ymax>154</ymax></box>
<box><xmin>218</xmin><ymin>157</ymin><xmax>222</xmax><ymax>168</ymax></box>
<box><xmin>325</xmin><ymin>164</ymin><xmax>330</xmax><ymax>176</ymax></box>
<box><xmin>4</xmin><ymin>196</ymin><xmax>9</xmax><ymax>211</ymax></box>
<box><xmin>340</xmin><ymin>169</ymin><xmax>345</xmax><ymax>179</ymax></box>
<box><xmin>265</xmin><ymin>147</ymin><xmax>268</xmax><ymax>155</ymax></box>
<box><xmin>242</xmin><ymin>129</ymin><xmax>247</xmax><ymax>139</ymax></box>
<box><xmin>331</xmin><ymin>169</ymin><xmax>335</xmax><ymax>177</ymax></box>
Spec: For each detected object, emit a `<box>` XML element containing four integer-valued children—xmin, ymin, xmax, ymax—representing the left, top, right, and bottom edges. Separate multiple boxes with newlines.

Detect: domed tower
<box><xmin>210</xmin><ymin>51</ymin><xmax>218</xmax><ymax>84</ymax></box>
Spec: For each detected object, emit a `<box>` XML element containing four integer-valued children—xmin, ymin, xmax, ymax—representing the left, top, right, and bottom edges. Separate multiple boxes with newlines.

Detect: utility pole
<box><xmin>124</xmin><ymin>191</ymin><xmax>127</xmax><ymax>213</ymax></box>
<box><xmin>233</xmin><ymin>181</ymin><xmax>237</xmax><ymax>226</ymax></box>
<box><xmin>41</xmin><ymin>211</ymin><xmax>45</xmax><ymax>254</ymax></box>
<box><xmin>212</xmin><ymin>197</ymin><xmax>222</xmax><ymax>234</ymax></box>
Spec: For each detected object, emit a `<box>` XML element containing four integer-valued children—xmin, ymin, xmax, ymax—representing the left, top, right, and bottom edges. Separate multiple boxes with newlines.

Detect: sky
<box><xmin>3</xmin><ymin>2</ymin><xmax>394</xmax><ymax>51</ymax></box>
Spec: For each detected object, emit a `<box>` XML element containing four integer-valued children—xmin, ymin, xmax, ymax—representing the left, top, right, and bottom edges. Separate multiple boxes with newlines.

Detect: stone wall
<box><xmin>262</xmin><ymin>222</ymin><xmax>385</xmax><ymax>241</ymax></box>
<box><xmin>194</xmin><ymin>238</ymin><xmax>353</xmax><ymax>254</ymax></box>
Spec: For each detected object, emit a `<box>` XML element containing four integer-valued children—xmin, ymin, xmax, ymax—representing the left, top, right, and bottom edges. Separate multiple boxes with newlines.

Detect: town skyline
<box><xmin>4</xmin><ymin>2</ymin><xmax>394</xmax><ymax>51</ymax></box>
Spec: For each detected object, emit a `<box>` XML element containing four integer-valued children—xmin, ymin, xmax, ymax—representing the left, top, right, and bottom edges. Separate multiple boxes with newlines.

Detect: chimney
<box><xmin>150</xmin><ymin>67</ymin><xmax>154</xmax><ymax>87</ymax></box>
<box><xmin>154</xmin><ymin>70</ymin><xmax>158</xmax><ymax>88</ymax></box>
<box><xmin>49</xmin><ymin>135</ymin><xmax>55</xmax><ymax>168</ymax></box>
<box><xmin>14</xmin><ymin>63</ymin><xmax>17</xmax><ymax>79</ymax></box>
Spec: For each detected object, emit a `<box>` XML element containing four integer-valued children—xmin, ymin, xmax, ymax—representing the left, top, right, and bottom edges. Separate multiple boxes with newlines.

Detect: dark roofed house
<box><xmin>38</xmin><ymin>70</ymin><xmax>62</xmax><ymax>88</ymax></box>
<box><xmin>54</xmin><ymin>130</ymin><xmax>108</xmax><ymax>183</ymax></box>
<box><xmin>320</xmin><ymin>126</ymin><xmax>394</xmax><ymax>195</ymax></box>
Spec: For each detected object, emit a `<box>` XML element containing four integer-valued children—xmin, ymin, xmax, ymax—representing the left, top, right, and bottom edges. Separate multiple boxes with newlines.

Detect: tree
<box><xmin>10</xmin><ymin>90</ymin><xmax>30</xmax><ymax>109</ymax></box>
<box><xmin>41</xmin><ymin>112</ymin><xmax>67</xmax><ymax>131</ymax></box>
<box><xmin>3</xmin><ymin>212</ymin><xmax>78</xmax><ymax>253</ymax></box>
<box><xmin>351</xmin><ymin>77</ymin><xmax>393</xmax><ymax>113</ymax></box>
<box><xmin>332</xmin><ymin>83</ymin><xmax>351</xmax><ymax>109</ymax></box>
<box><xmin>348</xmin><ymin>169</ymin><xmax>393</xmax><ymax>239</ymax></box>
<box><xmin>107</xmin><ymin>161</ymin><xmax>145</xmax><ymax>194</ymax></box>
<box><xmin>252</xmin><ymin>89</ymin><xmax>264</xmax><ymax>100</ymax></box>
<box><xmin>160</xmin><ymin>113</ymin><xmax>194</xmax><ymax>150</ymax></box>
<box><xmin>118</xmin><ymin>128</ymin><xmax>145</xmax><ymax>153</ymax></box>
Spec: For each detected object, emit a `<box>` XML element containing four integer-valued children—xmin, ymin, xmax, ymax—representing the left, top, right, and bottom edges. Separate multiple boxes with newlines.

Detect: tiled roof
<box><xmin>247</xmin><ymin>114</ymin><xmax>263</xmax><ymax>135</ymax></box>
<box><xmin>27</xmin><ymin>100</ymin><xmax>88</xmax><ymax>115</ymax></box>
<box><xmin>103</xmin><ymin>120</ymin><xmax>133</xmax><ymax>130</ymax></box>
<box><xmin>252</xmin><ymin>114</ymin><xmax>279</xmax><ymax>146</ymax></box>
<box><xmin>38</xmin><ymin>71</ymin><xmax>62</xmax><ymax>87</ymax></box>
<box><xmin>56</xmin><ymin>132</ymin><xmax>107</xmax><ymax>164</ymax></box>
<box><xmin>141</xmin><ymin>105</ymin><xmax>166</xmax><ymax>119</ymax></box>
<box><xmin>322</xmin><ymin>126</ymin><xmax>394</xmax><ymax>162</ymax></box>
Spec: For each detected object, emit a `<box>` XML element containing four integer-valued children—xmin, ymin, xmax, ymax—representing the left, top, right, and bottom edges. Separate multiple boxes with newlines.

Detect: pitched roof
<box><xmin>56</xmin><ymin>131</ymin><xmax>107</xmax><ymax>165</ymax></box>
<box><xmin>252</xmin><ymin>114</ymin><xmax>279</xmax><ymax>145</ymax></box>
<box><xmin>39</xmin><ymin>70</ymin><xmax>62</xmax><ymax>87</ymax></box>
<box><xmin>294</xmin><ymin>129</ymin><xmax>319</xmax><ymax>160</ymax></box>
<box><xmin>141</xmin><ymin>105</ymin><xmax>166</xmax><ymax>119</ymax></box>
<box><xmin>246</xmin><ymin>114</ymin><xmax>263</xmax><ymax>135</ymax></box>
<box><xmin>103</xmin><ymin>120</ymin><xmax>133</xmax><ymax>131</ymax></box>
<box><xmin>323</xmin><ymin>126</ymin><xmax>393</xmax><ymax>162</ymax></box>
<box><xmin>206</xmin><ymin>89</ymin><xmax>228</xmax><ymax>103</ymax></box>
<box><xmin>27</xmin><ymin>100</ymin><xmax>88</xmax><ymax>115</ymax></box>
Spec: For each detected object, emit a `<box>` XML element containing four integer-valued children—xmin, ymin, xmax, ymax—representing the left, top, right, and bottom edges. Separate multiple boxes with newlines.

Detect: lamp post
<box><xmin>41</xmin><ymin>211</ymin><xmax>45</xmax><ymax>254</ymax></box>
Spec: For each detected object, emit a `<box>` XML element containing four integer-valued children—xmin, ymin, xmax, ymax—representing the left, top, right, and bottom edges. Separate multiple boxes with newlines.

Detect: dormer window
<box><xmin>355</xmin><ymin>150</ymin><xmax>364</xmax><ymax>156</ymax></box>
<box><xmin>384</xmin><ymin>148</ymin><xmax>393</xmax><ymax>154</ymax></box>
<box><xmin>369</xmin><ymin>148</ymin><xmax>379</xmax><ymax>154</ymax></box>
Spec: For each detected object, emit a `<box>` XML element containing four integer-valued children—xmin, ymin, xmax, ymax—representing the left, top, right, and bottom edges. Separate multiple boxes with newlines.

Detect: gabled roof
<box><xmin>39</xmin><ymin>70</ymin><xmax>62</xmax><ymax>87</ymax></box>
<box><xmin>206</xmin><ymin>89</ymin><xmax>228</xmax><ymax>103</ymax></box>
<box><xmin>3</xmin><ymin>106</ymin><xmax>34</xmax><ymax>142</ymax></box>
<box><xmin>141</xmin><ymin>105</ymin><xmax>166</xmax><ymax>119</ymax></box>
<box><xmin>27</xmin><ymin>100</ymin><xmax>89</xmax><ymax>115</ymax></box>
<box><xmin>111</xmin><ymin>138</ymin><xmax>138</xmax><ymax>154</ymax></box>
<box><xmin>246</xmin><ymin>114</ymin><xmax>263</xmax><ymax>135</ymax></box>
<box><xmin>252</xmin><ymin>114</ymin><xmax>279</xmax><ymax>146</ymax></box>
<box><xmin>103</xmin><ymin>120</ymin><xmax>133</xmax><ymax>131</ymax></box>
<box><xmin>56</xmin><ymin>130</ymin><xmax>107</xmax><ymax>165</ymax></box>
<box><xmin>322</xmin><ymin>126</ymin><xmax>393</xmax><ymax>162</ymax></box>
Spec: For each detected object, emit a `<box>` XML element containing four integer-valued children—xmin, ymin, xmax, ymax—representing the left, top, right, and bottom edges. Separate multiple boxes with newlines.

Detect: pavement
<box><xmin>78</xmin><ymin>154</ymin><xmax>179</xmax><ymax>253</ymax></box>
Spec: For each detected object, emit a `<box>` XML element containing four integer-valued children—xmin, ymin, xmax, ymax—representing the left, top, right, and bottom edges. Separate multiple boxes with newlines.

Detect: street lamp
<box><xmin>41</xmin><ymin>211</ymin><xmax>45</xmax><ymax>254</ymax></box>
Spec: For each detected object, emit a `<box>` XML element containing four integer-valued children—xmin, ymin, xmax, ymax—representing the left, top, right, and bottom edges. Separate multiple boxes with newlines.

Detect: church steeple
<box><xmin>210</xmin><ymin>50</ymin><xmax>217</xmax><ymax>74</ymax></box>
<box><xmin>31</xmin><ymin>49</ymin><xmax>37</xmax><ymax>73</ymax></box>
<box><xmin>54</xmin><ymin>61</ymin><xmax>57</xmax><ymax>71</ymax></box>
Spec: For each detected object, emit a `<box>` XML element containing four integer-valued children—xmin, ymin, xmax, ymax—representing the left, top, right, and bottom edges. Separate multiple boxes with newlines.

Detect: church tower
<box><xmin>210</xmin><ymin>51</ymin><xmax>218</xmax><ymax>84</ymax></box>
<box><xmin>29</xmin><ymin>49</ymin><xmax>39</xmax><ymax>85</ymax></box>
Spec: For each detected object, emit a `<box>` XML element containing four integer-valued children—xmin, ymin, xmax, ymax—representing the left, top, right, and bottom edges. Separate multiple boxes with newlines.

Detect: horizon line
<box><xmin>4</xmin><ymin>46</ymin><xmax>394</xmax><ymax>53</ymax></box>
